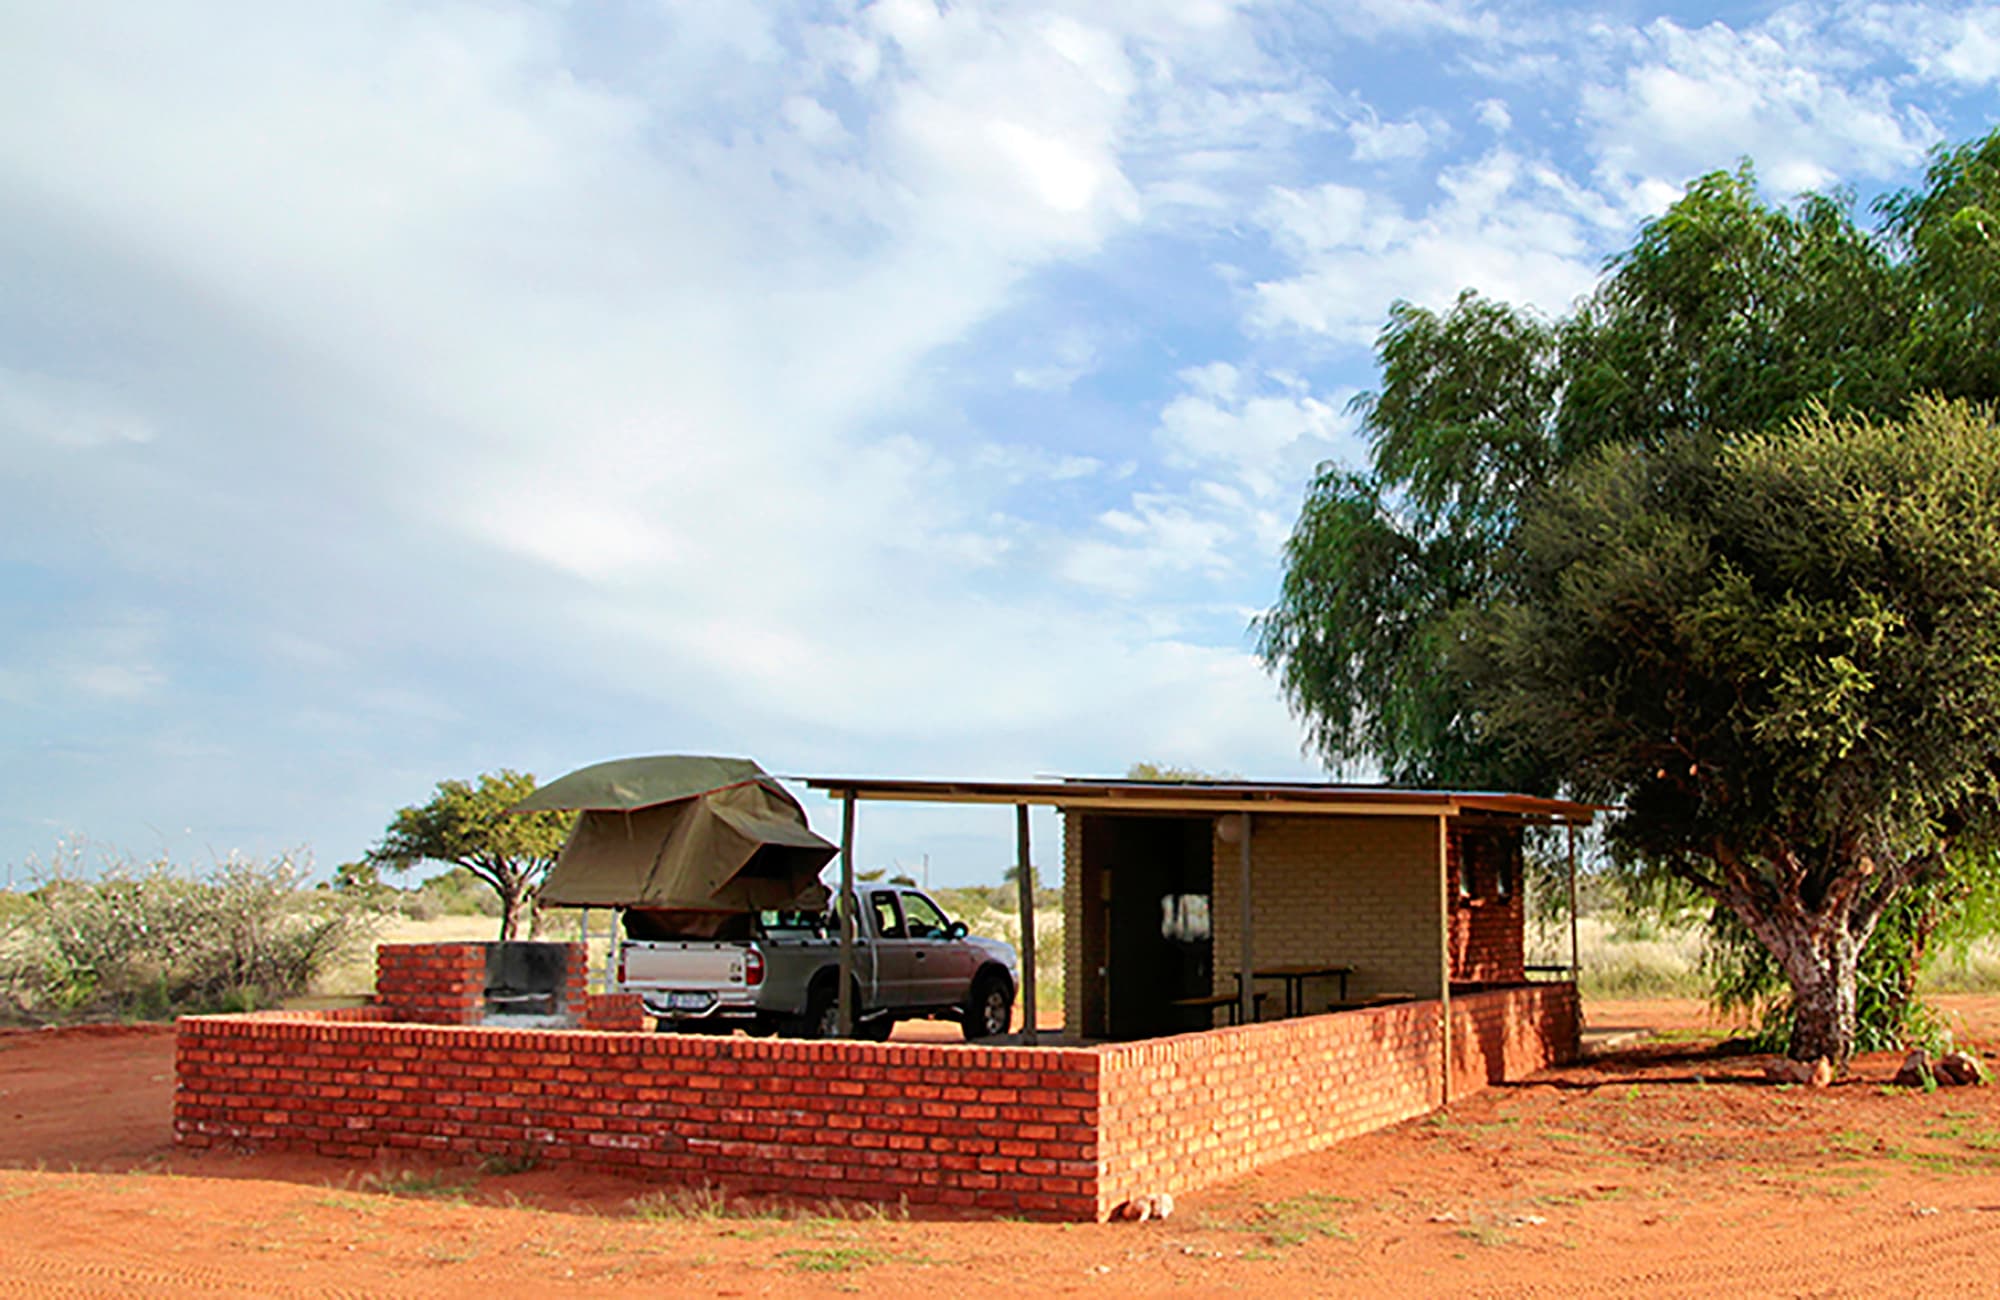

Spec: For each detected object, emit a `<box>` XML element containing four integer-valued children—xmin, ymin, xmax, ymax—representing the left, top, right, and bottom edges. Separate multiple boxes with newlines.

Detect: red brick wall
<box><xmin>1094</xmin><ymin>982</ymin><xmax>1579</xmax><ymax>1212</ymax></box>
<box><xmin>1449</xmin><ymin>983</ymin><xmax>1578</xmax><ymax>1094</ymax></box>
<box><xmin>373</xmin><ymin>944</ymin><xmax>490</xmax><ymax>1025</ymax></box>
<box><xmin>1096</xmin><ymin>1001</ymin><xmax>1441</xmax><ymax>1211</ymax></box>
<box><xmin>176</xmin><ymin>984</ymin><xmax>1577</xmax><ymax>1221</ymax></box>
<box><xmin>581</xmin><ymin>993</ymin><xmax>649</xmax><ymax>1033</ymax></box>
<box><xmin>1447</xmin><ymin>828</ymin><xmax>1526</xmax><ymax>983</ymax></box>
<box><xmin>174</xmin><ymin>1018</ymin><xmax>1102</xmax><ymax>1220</ymax></box>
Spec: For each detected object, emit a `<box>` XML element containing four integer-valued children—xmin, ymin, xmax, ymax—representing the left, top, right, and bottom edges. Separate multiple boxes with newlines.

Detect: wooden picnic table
<box><xmin>1234</xmin><ymin>963</ymin><xmax>1354</xmax><ymax>1018</ymax></box>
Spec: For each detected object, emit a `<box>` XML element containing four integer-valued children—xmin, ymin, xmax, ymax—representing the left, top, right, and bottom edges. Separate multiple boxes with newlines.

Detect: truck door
<box><xmin>866</xmin><ymin>890</ymin><xmax>920</xmax><ymax>1009</ymax></box>
<box><xmin>899</xmin><ymin>889</ymin><xmax>970</xmax><ymax>1004</ymax></box>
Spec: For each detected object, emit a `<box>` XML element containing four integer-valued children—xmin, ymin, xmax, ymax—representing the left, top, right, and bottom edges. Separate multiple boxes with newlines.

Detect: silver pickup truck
<box><xmin>616</xmin><ymin>884</ymin><xmax>1019</xmax><ymax>1041</ymax></box>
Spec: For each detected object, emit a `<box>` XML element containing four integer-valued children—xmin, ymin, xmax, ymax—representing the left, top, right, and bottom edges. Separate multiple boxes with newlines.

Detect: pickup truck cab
<box><xmin>617</xmin><ymin>885</ymin><xmax>1019</xmax><ymax>1041</ymax></box>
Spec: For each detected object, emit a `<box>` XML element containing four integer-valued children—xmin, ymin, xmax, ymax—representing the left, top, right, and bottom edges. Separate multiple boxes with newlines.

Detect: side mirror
<box><xmin>947</xmin><ymin>920</ymin><xmax>969</xmax><ymax>940</ymax></box>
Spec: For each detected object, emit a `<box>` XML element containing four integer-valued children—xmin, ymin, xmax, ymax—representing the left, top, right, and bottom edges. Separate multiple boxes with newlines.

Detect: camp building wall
<box><xmin>1205</xmin><ymin>813</ymin><xmax>1444</xmax><ymax>1005</ymax></box>
<box><xmin>1063</xmin><ymin>810</ymin><xmax>1447</xmax><ymax>1033</ymax></box>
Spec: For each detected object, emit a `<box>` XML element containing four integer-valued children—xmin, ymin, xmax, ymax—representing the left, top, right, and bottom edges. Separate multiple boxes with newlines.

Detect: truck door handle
<box><xmin>913</xmin><ymin>952</ymin><xmax>927</xmax><ymax>960</ymax></box>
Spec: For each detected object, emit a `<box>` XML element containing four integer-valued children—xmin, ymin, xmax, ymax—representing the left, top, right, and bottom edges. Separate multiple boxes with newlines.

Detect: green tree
<box><xmin>1882</xmin><ymin>131</ymin><xmax>2000</xmax><ymax>402</ymax></box>
<box><xmin>1259</xmin><ymin>130</ymin><xmax>2000</xmax><ymax>1057</ymax></box>
<box><xmin>1260</xmin><ymin>165</ymin><xmax>1912</xmax><ymax>787</ymax></box>
<box><xmin>1466</xmin><ymin>399</ymin><xmax>2000</xmax><ymax>1066</ymax></box>
<box><xmin>331</xmin><ymin>860</ymin><xmax>381</xmax><ymax>892</ymax></box>
<box><xmin>368</xmin><ymin>771</ymin><xmax>571</xmax><ymax>940</ymax></box>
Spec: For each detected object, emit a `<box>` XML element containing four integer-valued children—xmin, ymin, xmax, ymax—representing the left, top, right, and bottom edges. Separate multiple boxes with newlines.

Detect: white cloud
<box><xmin>1579</xmin><ymin>16</ymin><xmax>1939</xmax><ymax>205</ymax></box>
<box><xmin>1249</xmin><ymin>148</ymin><xmax>1608</xmax><ymax>343</ymax></box>
<box><xmin>1059</xmin><ymin>495</ymin><xmax>1236</xmax><ymax>598</ymax></box>
<box><xmin>1839</xmin><ymin>3</ymin><xmax>2000</xmax><ymax>88</ymax></box>
<box><xmin>1348</xmin><ymin>112</ymin><xmax>1439</xmax><ymax>162</ymax></box>
<box><xmin>3</xmin><ymin>0</ymin><xmax>1990</xmax><ymax>876</ymax></box>
<box><xmin>0</xmin><ymin>1</ymin><xmax>1338</xmax><ymax>860</ymax></box>
<box><xmin>1155</xmin><ymin>362</ymin><xmax>1356</xmax><ymax>499</ymax></box>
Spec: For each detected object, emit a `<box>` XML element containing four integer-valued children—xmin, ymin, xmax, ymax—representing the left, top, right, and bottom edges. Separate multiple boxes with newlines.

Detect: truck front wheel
<box><xmin>962</xmin><ymin>971</ymin><xmax>1014</xmax><ymax>1041</ymax></box>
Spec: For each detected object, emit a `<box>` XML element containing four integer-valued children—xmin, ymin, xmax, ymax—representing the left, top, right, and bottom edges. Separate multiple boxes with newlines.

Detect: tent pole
<box><xmin>838</xmin><ymin>791</ymin><xmax>857</xmax><ymax>1039</ymax></box>
<box><xmin>1238</xmin><ymin>813</ymin><xmax>1254</xmax><ymax>1026</ymax></box>
<box><xmin>1015</xmin><ymin>804</ymin><xmax>1037</xmax><ymax>1046</ymax></box>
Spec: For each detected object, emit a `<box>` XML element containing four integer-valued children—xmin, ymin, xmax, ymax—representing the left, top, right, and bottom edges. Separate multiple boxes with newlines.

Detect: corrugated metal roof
<box><xmin>797</xmin><ymin>776</ymin><xmax>1599</xmax><ymax>824</ymax></box>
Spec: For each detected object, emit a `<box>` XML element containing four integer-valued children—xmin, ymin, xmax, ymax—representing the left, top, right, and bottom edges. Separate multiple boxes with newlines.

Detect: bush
<box><xmin>0</xmin><ymin>844</ymin><xmax>388</xmax><ymax>1022</ymax></box>
<box><xmin>404</xmin><ymin>866</ymin><xmax>502</xmax><ymax>919</ymax></box>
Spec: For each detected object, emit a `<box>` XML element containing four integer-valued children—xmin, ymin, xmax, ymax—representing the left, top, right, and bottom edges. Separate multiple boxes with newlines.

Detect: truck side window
<box><xmin>902</xmin><ymin>893</ymin><xmax>949</xmax><ymax>940</ymax></box>
<box><xmin>871</xmin><ymin>891</ymin><xmax>905</xmax><ymax>939</ymax></box>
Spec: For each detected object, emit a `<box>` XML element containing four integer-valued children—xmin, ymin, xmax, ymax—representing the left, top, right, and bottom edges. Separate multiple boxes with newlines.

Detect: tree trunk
<box><xmin>1711</xmin><ymin>872</ymin><xmax>1867</xmax><ymax>1071</ymax></box>
<box><xmin>1777</xmin><ymin>926</ymin><xmax>1863</xmax><ymax>1069</ymax></box>
<box><xmin>1792</xmin><ymin>940</ymin><xmax>1864</xmax><ymax>1064</ymax></box>
<box><xmin>496</xmin><ymin>883</ymin><xmax>526</xmax><ymax>942</ymax></box>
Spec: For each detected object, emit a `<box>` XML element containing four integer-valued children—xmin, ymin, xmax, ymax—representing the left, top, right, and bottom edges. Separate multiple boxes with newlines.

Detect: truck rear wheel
<box><xmin>963</xmin><ymin>971</ymin><xmax>1013</xmax><ymax>1041</ymax></box>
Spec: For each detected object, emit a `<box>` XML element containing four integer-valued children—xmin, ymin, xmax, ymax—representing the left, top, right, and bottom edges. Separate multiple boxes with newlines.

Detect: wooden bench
<box><xmin>1169</xmin><ymin>991</ymin><xmax>1268</xmax><ymax>1026</ymax></box>
<box><xmin>1327</xmin><ymin>992</ymin><xmax>1417</xmax><ymax>1012</ymax></box>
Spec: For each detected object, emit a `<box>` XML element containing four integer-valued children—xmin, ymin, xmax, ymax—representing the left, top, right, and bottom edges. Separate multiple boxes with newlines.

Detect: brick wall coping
<box><xmin>174</xmin><ymin>1010</ymin><xmax>1104</xmax><ymax>1073</ymax></box>
<box><xmin>179</xmin><ymin>980</ymin><xmax>1565</xmax><ymax>1060</ymax></box>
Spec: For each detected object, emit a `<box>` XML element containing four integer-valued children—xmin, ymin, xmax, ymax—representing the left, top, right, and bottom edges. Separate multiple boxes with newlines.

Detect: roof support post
<box><xmin>1439</xmin><ymin>814</ymin><xmax>1453</xmax><ymax>1107</ymax></box>
<box><xmin>1015</xmin><ymin>804</ymin><xmax>1037</xmax><ymax>1046</ymax></box>
<box><xmin>607</xmin><ymin>909</ymin><xmax>622</xmax><ymax>996</ymax></box>
<box><xmin>838</xmin><ymin>790</ymin><xmax>857</xmax><ymax>1039</ymax></box>
<box><xmin>1238</xmin><ymin>812</ymin><xmax>1255</xmax><ymax>1027</ymax></box>
<box><xmin>1567</xmin><ymin>823</ymin><xmax>1580</xmax><ymax>986</ymax></box>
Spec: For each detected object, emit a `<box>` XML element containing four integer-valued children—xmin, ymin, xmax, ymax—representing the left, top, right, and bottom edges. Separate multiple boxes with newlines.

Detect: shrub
<box><xmin>0</xmin><ymin>843</ymin><xmax>388</xmax><ymax>1022</ymax></box>
<box><xmin>405</xmin><ymin>867</ymin><xmax>503</xmax><ymax>919</ymax></box>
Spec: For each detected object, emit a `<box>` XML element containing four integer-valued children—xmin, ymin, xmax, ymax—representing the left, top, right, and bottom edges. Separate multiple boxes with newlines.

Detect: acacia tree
<box><xmin>1469</xmin><ymin>400</ymin><xmax>2000</xmax><ymax>1066</ymax></box>
<box><xmin>369</xmin><ymin>770</ymin><xmax>571</xmax><ymax>940</ymax></box>
<box><xmin>1259</xmin><ymin>164</ymin><xmax>1912</xmax><ymax>786</ymax></box>
<box><xmin>1259</xmin><ymin>130</ymin><xmax>2000</xmax><ymax>1055</ymax></box>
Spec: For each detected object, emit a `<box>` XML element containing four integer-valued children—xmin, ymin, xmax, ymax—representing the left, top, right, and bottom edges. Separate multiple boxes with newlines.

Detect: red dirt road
<box><xmin>4</xmin><ymin>999</ymin><xmax>2000</xmax><ymax>1297</ymax></box>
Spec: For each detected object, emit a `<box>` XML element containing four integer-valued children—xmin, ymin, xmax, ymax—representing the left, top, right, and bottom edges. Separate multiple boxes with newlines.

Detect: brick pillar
<box><xmin>374</xmin><ymin>943</ymin><xmax>490</xmax><ymax>1024</ymax></box>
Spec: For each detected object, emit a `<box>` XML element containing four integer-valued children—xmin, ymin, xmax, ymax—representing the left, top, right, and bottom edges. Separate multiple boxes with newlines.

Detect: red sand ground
<box><xmin>4</xmin><ymin>998</ymin><xmax>2000</xmax><ymax>1297</ymax></box>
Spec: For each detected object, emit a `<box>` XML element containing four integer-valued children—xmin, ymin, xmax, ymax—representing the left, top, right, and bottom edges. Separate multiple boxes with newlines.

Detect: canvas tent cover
<box><xmin>515</xmin><ymin>755</ymin><xmax>836</xmax><ymax>911</ymax></box>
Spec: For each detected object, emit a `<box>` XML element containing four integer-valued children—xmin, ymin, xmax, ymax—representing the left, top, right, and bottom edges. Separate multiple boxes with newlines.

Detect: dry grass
<box><xmin>310</xmin><ymin>913</ymin><xmax>624</xmax><ymax>1000</ymax></box>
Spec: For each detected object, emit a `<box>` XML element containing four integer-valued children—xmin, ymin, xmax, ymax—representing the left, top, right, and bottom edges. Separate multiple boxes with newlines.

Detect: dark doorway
<box><xmin>1089</xmin><ymin>815</ymin><xmax>1215</xmax><ymax>1040</ymax></box>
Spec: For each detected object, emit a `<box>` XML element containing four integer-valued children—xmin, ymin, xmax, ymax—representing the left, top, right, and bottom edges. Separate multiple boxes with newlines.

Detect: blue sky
<box><xmin>4</xmin><ymin>1</ymin><xmax>1998</xmax><ymax>888</ymax></box>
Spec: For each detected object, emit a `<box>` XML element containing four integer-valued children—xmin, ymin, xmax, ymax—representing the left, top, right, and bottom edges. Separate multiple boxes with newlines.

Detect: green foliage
<box><xmin>1881</xmin><ymin>132</ymin><xmax>2000</xmax><ymax>402</ymax></box>
<box><xmin>401</xmin><ymin>866</ymin><xmax>505</xmax><ymax>920</ymax></box>
<box><xmin>332</xmin><ymin>859</ymin><xmax>381</xmax><ymax>892</ymax></box>
<box><xmin>1262</xmin><ymin>128</ymin><xmax>2000</xmax><ymax>1061</ymax></box>
<box><xmin>1479</xmin><ymin>400</ymin><xmax>2000</xmax><ymax>866</ymax></box>
<box><xmin>1474</xmin><ymin>399</ymin><xmax>2000</xmax><ymax>1059</ymax></box>
<box><xmin>1260</xmin><ymin>161</ymin><xmax>1939</xmax><ymax>787</ymax></box>
<box><xmin>369</xmin><ymin>770</ymin><xmax>571</xmax><ymax>940</ymax></box>
<box><xmin>0</xmin><ymin>844</ymin><xmax>386</xmax><ymax>1022</ymax></box>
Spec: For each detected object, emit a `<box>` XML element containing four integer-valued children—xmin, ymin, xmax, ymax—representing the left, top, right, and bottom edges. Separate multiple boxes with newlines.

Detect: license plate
<box><xmin>667</xmin><ymin>992</ymin><xmax>715</xmax><ymax>1011</ymax></box>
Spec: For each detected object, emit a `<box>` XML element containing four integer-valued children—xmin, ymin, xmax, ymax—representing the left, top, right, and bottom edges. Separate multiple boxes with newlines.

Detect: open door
<box><xmin>1093</xmin><ymin>815</ymin><xmax>1214</xmax><ymax>1040</ymax></box>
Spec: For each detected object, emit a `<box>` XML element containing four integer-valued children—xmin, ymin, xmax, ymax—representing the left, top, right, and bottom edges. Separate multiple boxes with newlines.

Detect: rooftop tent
<box><xmin>514</xmin><ymin>755</ymin><xmax>836</xmax><ymax>911</ymax></box>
